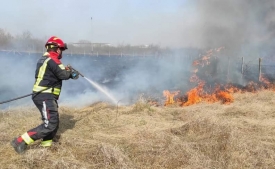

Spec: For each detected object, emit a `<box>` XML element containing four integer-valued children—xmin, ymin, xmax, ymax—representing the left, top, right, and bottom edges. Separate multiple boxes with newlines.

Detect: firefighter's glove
<box><xmin>66</xmin><ymin>64</ymin><xmax>72</xmax><ymax>71</ymax></box>
<box><xmin>70</xmin><ymin>71</ymin><xmax>79</xmax><ymax>80</ymax></box>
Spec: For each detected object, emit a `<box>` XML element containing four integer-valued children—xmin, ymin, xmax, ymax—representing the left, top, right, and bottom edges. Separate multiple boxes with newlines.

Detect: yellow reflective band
<box><xmin>21</xmin><ymin>133</ymin><xmax>34</xmax><ymax>145</ymax></box>
<box><xmin>53</xmin><ymin>88</ymin><xmax>61</xmax><ymax>95</ymax></box>
<box><xmin>33</xmin><ymin>85</ymin><xmax>61</xmax><ymax>95</ymax></box>
<box><xmin>41</xmin><ymin>140</ymin><xmax>52</xmax><ymax>147</ymax></box>
<box><xmin>59</xmin><ymin>64</ymin><xmax>65</xmax><ymax>70</ymax></box>
<box><xmin>43</xmin><ymin>52</ymin><xmax>49</xmax><ymax>56</ymax></box>
<box><xmin>35</xmin><ymin>58</ymin><xmax>51</xmax><ymax>86</ymax></box>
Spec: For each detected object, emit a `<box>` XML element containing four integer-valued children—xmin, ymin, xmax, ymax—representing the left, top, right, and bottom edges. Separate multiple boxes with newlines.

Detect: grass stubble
<box><xmin>1</xmin><ymin>90</ymin><xmax>275</xmax><ymax>168</ymax></box>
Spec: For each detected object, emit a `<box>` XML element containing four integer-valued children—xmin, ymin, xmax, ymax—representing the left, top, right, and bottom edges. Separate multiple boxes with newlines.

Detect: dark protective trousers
<box><xmin>28</xmin><ymin>99</ymin><xmax>59</xmax><ymax>141</ymax></box>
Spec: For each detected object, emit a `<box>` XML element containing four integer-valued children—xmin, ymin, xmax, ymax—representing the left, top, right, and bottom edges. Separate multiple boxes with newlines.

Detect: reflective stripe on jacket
<box><xmin>32</xmin><ymin>52</ymin><xmax>71</xmax><ymax>100</ymax></box>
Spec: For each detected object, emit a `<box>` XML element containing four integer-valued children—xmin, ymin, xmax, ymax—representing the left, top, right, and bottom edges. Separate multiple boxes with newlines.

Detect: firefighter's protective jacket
<box><xmin>32</xmin><ymin>52</ymin><xmax>71</xmax><ymax>100</ymax></box>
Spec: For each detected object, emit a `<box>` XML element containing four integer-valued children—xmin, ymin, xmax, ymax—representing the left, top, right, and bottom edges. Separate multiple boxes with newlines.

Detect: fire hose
<box><xmin>0</xmin><ymin>65</ymin><xmax>84</xmax><ymax>105</ymax></box>
<box><xmin>0</xmin><ymin>82</ymin><xmax>61</xmax><ymax>105</ymax></box>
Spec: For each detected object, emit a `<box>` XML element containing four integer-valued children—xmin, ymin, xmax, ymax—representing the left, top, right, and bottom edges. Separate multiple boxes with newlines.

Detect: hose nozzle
<box><xmin>67</xmin><ymin>64</ymin><xmax>84</xmax><ymax>77</ymax></box>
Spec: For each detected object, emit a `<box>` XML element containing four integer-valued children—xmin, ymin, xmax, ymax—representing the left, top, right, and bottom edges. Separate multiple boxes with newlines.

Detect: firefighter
<box><xmin>10</xmin><ymin>36</ymin><xmax>79</xmax><ymax>154</ymax></box>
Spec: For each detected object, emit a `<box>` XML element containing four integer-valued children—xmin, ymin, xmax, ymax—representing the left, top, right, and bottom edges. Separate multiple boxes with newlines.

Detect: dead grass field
<box><xmin>1</xmin><ymin>90</ymin><xmax>275</xmax><ymax>169</ymax></box>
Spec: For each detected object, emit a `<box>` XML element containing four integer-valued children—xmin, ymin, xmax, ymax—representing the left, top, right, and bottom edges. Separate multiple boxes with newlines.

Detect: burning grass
<box><xmin>163</xmin><ymin>47</ymin><xmax>275</xmax><ymax>107</ymax></box>
<box><xmin>163</xmin><ymin>80</ymin><xmax>275</xmax><ymax>107</ymax></box>
<box><xmin>1</xmin><ymin>91</ymin><xmax>275</xmax><ymax>168</ymax></box>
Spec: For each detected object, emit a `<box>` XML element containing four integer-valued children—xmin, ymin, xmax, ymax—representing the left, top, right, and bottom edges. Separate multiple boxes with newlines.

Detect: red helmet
<box><xmin>45</xmin><ymin>36</ymin><xmax>68</xmax><ymax>50</ymax></box>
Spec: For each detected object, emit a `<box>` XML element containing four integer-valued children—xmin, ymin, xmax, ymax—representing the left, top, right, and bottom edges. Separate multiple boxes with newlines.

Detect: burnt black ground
<box><xmin>1</xmin><ymin>50</ymin><xmax>274</xmax><ymax>109</ymax></box>
<box><xmin>0</xmin><ymin>51</ymin><xmax>193</xmax><ymax>108</ymax></box>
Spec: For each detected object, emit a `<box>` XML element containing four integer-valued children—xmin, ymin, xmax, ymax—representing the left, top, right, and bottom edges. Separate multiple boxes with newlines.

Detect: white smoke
<box><xmin>1</xmin><ymin>1</ymin><xmax>275</xmax><ymax>109</ymax></box>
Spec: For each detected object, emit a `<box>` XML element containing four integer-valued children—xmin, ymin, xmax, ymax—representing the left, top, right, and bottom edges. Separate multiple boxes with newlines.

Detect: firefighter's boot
<box><xmin>10</xmin><ymin>138</ymin><xmax>28</xmax><ymax>154</ymax></box>
<box><xmin>41</xmin><ymin>140</ymin><xmax>53</xmax><ymax>147</ymax></box>
<box><xmin>11</xmin><ymin>133</ymin><xmax>34</xmax><ymax>154</ymax></box>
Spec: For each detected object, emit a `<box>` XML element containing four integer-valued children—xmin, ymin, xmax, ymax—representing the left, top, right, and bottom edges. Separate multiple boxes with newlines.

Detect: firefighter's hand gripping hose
<box><xmin>0</xmin><ymin>65</ymin><xmax>84</xmax><ymax>105</ymax></box>
<box><xmin>67</xmin><ymin>65</ymin><xmax>84</xmax><ymax>79</ymax></box>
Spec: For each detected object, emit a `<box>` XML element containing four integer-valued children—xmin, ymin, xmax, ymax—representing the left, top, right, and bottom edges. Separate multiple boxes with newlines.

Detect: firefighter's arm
<box><xmin>49</xmin><ymin>60</ymin><xmax>71</xmax><ymax>80</ymax></box>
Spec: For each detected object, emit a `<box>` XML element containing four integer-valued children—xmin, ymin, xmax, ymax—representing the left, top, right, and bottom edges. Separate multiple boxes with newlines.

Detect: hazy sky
<box><xmin>0</xmin><ymin>0</ymin><xmax>191</xmax><ymax>47</ymax></box>
<box><xmin>1</xmin><ymin>0</ymin><xmax>274</xmax><ymax>49</ymax></box>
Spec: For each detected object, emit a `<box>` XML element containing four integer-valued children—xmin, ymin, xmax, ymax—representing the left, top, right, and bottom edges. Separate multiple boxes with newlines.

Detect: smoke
<box><xmin>2</xmin><ymin>1</ymin><xmax>275</xmax><ymax>109</ymax></box>
<box><xmin>186</xmin><ymin>0</ymin><xmax>275</xmax><ymax>50</ymax></box>
<box><xmin>0</xmin><ymin>49</ymin><xmax>195</xmax><ymax>109</ymax></box>
<box><xmin>59</xmin><ymin>53</ymin><xmax>193</xmax><ymax>107</ymax></box>
<box><xmin>0</xmin><ymin>53</ymin><xmax>38</xmax><ymax>109</ymax></box>
<box><xmin>174</xmin><ymin>0</ymin><xmax>275</xmax><ymax>88</ymax></box>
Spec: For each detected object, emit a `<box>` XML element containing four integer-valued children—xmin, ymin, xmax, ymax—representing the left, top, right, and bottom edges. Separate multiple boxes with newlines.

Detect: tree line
<box><xmin>0</xmin><ymin>28</ymin><xmax>174</xmax><ymax>56</ymax></box>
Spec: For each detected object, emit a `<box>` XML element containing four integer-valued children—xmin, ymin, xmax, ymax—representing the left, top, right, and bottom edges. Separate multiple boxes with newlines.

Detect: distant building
<box><xmin>130</xmin><ymin>44</ymin><xmax>151</xmax><ymax>48</ymax></box>
<box><xmin>71</xmin><ymin>42</ymin><xmax>112</xmax><ymax>47</ymax></box>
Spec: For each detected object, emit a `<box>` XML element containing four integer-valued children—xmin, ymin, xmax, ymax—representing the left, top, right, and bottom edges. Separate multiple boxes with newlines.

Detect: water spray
<box><xmin>68</xmin><ymin>64</ymin><xmax>118</xmax><ymax>104</ymax></box>
<box><xmin>83</xmin><ymin>77</ymin><xmax>118</xmax><ymax>104</ymax></box>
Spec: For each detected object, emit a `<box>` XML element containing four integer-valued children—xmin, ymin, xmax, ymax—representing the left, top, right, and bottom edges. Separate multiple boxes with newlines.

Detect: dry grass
<box><xmin>1</xmin><ymin>90</ymin><xmax>275</xmax><ymax>168</ymax></box>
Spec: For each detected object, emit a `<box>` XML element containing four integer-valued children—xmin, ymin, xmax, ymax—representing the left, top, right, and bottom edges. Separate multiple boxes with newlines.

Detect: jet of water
<box><xmin>84</xmin><ymin>77</ymin><xmax>118</xmax><ymax>104</ymax></box>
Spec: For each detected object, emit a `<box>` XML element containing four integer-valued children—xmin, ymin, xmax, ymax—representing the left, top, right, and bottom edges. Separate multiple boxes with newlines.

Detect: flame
<box><xmin>162</xmin><ymin>46</ymin><xmax>275</xmax><ymax>107</ymax></box>
<box><xmin>215</xmin><ymin>46</ymin><xmax>225</xmax><ymax>52</ymax></box>
<box><xmin>190</xmin><ymin>74</ymin><xmax>200</xmax><ymax>83</ymax></box>
<box><xmin>193</xmin><ymin>60</ymin><xmax>200</xmax><ymax>66</ymax></box>
<box><xmin>163</xmin><ymin>83</ymin><xmax>237</xmax><ymax>106</ymax></box>
<box><xmin>163</xmin><ymin>90</ymin><xmax>180</xmax><ymax>106</ymax></box>
<box><xmin>163</xmin><ymin>47</ymin><xmax>237</xmax><ymax>106</ymax></box>
<box><xmin>260</xmin><ymin>75</ymin><xmax>271</xmax><ymax>85</ymax></box>
<box><xmin>183</xmin><ymin>82</ymin><xmax>204</xmax><ymax>106</ymax></box>
<box><xmin>216</xmin><ymin>91</ymin><xmax>233</xmax><ymax>104</ymax></box>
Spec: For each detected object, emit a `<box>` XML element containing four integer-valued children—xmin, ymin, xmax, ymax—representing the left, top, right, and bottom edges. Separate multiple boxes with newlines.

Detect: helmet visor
<box><xmin>60</xmin><ymin>43</ymin><xmax>68</xmax><ymax>51</ymax></box>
